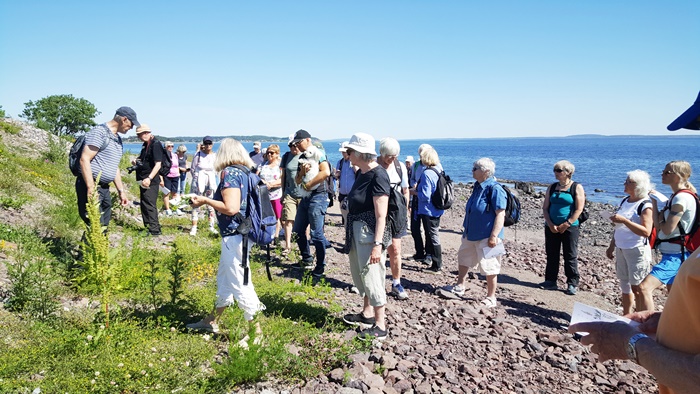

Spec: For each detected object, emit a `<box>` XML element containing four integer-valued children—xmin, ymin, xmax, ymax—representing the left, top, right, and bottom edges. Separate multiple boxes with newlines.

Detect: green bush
<box><xmin>0</xmin><ymin>120</ymin><xmax>21</xmax><ymax>135</ymax></box>
<box><xmin>42</xmin><ymin>134</ymin><xmax>68</xmax><ymax>164</ymax></box>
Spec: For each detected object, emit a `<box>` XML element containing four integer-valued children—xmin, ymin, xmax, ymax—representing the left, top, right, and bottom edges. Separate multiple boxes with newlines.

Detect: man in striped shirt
<box><xmin>76</xmin><ymin>107</ymin><xmax>139</xmax><ymax>228</ymax></box>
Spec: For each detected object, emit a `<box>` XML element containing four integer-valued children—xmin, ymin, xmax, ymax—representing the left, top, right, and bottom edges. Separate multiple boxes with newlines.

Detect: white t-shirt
<box><xmin>658</xmin><ymin>191</ymin><xmax>698</xmax><ymax>254</ymax></box>
<box><xmin>614</xmin><ymin>198</ymin><xmax>652</xmax><ymax>249</ymax></box>
<box><xmin>386</xmin><ymin>161</ymin><xmax>409</xmax><ymax>191</ymax></box>
<box><xmin>259</xmin><ymin>163</ymin><xmax>283</xmax><ymax>200</ymax></box>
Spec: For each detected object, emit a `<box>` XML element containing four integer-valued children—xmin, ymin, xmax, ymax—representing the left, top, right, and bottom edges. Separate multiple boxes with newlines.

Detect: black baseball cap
<box><xmin>203</xmin><ymin>136</ymin><xmax>213</xmax><ymax>143</ymax></box>
<box><xmin>291</xmin><ymin>129</ymin><xmax>312</xmax><ymax>144</ymax></box>
<box><xmin>115</xmin><ymin>106</ymin><xmax>140</xmax><ymax>127</ymax></box>
<box><xmin>668</xmin><ymin>90</ymin><xmax>700</xmax><ymax>131</ymax></box>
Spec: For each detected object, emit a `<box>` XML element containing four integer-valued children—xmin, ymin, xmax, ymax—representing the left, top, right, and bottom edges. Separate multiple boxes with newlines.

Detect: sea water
<box><xmin>124</xmin><ymin>135</ymin><xmax>699</xmax><ymax>204</ymax></box>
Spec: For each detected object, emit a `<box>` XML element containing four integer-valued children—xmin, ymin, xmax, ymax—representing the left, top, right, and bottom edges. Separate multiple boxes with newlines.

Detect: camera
<box><xmin>127</xmin><ymin>160</ymin><xmax>143</xmax><ymax>174</ymax></box>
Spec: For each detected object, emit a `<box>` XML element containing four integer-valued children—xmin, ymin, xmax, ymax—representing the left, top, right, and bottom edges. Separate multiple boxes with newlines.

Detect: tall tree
<box><xmin>20</xmin><ymin>94</ymin><xmax>100</xmax><ymax>137</ymax></box>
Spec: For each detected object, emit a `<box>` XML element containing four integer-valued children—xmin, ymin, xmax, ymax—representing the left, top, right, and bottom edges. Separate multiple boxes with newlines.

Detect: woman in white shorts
<box><xmin>447</xmin><ymin>158</ymin><xmax>506</xmax><ymax>308</ymax></box>
<box><xmin>606</xmin><ymin>170</ymin><xmax>654</xmax><ymax>314</ymax></box>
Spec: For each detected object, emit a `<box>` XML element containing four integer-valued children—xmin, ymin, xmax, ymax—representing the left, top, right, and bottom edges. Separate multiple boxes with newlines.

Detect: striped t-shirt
<box><xmin>84</xmin><ymin>124</ymin><xmax>123</xmax><ymax>184</ymax></box>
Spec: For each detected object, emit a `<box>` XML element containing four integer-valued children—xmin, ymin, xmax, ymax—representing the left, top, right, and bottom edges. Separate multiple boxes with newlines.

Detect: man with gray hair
<box><xmin>335</xmin><ymin>141</ymin><xmax>356</xmax><ymax>226</ymax></box>
<box><xmin>76</xmin><ymin>106</ymin><xmax>138</xmax><ymax>228</ymax></box>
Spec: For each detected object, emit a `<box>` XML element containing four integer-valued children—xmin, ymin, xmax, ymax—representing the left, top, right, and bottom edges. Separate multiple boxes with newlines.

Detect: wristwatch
<box><xmin>373</xmin><ymin>241</ymin><xmax>382</xmax><ymax>247</ymax></box>
<box><xmin>626</xmin><ymin>333</ymin><xmax>649</xmax><ymax>364</ymax></box>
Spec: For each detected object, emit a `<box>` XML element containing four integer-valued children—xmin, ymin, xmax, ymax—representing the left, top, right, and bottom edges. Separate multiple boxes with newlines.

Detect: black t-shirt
<box><xmin>137</xmin><ymin>138</ymin><xmax>164</xmax><ymax>180</ymax></box>
<box><xmin>348</xmin><ymin>166</ymin><xmax>390</xmax><ymax>215</ymax></box>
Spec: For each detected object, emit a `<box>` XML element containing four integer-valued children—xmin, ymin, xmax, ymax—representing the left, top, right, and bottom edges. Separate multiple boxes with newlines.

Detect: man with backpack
<box><xmin>291</xmin><ymin>129</ymin><xmax>331</xmax><ymax>277</ymax></box>
<box><xmin>75</xmin><ymin>106</ymin><xmax>139</xmax><ymax>228</ymax></box>
<box><xmin>133</xmin><ymin>124</ymin><xmax>164</xmax><ymax>236</ymax></box>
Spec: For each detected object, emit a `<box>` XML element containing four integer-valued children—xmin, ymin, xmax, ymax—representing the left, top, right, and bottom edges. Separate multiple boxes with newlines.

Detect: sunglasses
<box><xmin>662</xmin><ymin>170</ymin><xmax>675</xmax><ymax>175</ymax></box>
<box><xmin>203</xmin><ymin>142</ymin><xmax>213</xmax><ymax>145</ymax></box>
<box><xmin>553</xmin><ymin>168</ymin><xmax>565</xmax><ymax>173</ymax></box>
<box><xmin>346</xmin><ymin>147</ymin><xmax>355</xmax><ymax>154</ymax></box>
<box><xmin>472</xmin><ymin>167</ymin><xmax>480</xmax><ymax>171</ymax></box>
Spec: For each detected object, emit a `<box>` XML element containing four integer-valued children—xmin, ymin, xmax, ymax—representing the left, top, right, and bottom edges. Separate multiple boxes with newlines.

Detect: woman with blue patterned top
<box><xmin>186</xmin><ymin>138</ymin><xmax>265</xmax><ymax>342</ymax></box>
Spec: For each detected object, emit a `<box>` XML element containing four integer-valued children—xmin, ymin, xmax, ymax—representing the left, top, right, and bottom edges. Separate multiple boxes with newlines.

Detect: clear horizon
<box><xmin>1</xmin><ymin>1</ymin><xmax>699</xmax><ymax>140</ymax></box>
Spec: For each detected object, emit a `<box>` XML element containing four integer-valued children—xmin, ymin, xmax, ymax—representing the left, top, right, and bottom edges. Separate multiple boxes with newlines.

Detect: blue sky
<box><xmin>1</xmin><ymin>1</ymin><xmax>699</xmax><ymax>140</ymax></box>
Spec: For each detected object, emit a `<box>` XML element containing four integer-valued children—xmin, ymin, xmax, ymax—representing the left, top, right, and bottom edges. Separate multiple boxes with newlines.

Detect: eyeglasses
<box><xmin>553</xmin><ymin>168</ymin><xmax>565</xmax><ymax>173</ymax></box>
<box><xmin>662</xmin><ymin>170</ymin><xmax>675</xmax><ymax>175</ymax></box>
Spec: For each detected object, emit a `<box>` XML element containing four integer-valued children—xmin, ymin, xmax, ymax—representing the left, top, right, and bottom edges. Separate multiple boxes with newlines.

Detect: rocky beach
<box><xmin>276</xmin><ymin>184</ymin><xmax>665</xmax><ymax>393</ymax></box>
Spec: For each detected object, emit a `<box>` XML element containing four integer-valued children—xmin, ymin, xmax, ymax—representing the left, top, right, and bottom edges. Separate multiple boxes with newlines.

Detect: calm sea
<box><xmin>124</xmin><ymin>135</ymin><xmax>699</xmax><ymax>204</ymax></box>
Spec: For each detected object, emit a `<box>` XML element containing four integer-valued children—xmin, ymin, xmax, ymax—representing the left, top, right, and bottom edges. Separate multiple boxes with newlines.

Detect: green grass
<box><xmin>0</xmin><ymin>133</ymin><xmax>368</xmax><ymax>392</ymax></box>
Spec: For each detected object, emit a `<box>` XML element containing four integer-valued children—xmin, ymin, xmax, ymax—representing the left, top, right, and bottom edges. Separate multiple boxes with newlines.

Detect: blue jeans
<box><xmin>178</xmin><ymin>172</ymin><xmax>187</xmax><ymax>195</ymax></box>
<box><xmin>293</xmin><ymin>191</ymin><xmax>329</xmax><ymax>266</ymax></box>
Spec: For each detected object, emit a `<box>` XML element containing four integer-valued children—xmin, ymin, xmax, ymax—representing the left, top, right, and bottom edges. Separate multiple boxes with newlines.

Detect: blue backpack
<box><xmin>232</xmin><ymin>165</ymin><xmax>277</xmax><ymax>284</ymax></box>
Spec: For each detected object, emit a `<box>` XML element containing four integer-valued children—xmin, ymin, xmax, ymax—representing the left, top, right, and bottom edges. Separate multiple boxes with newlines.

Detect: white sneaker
<box><xmin>175</xmin><ymin>209</ymin><xmax>184</xmax><ymax>216</ymax></box>
<box><xmin>447</xmin><ymin>283</ymin><xmax>466</xmax><ymax>296</ymax></box>
<box><xmin>209</xmin><ymin>225</ymin><xmax>218</xmax><ymax>234</ymax></box>
<box><xmin>190</xmin><ymin>226</ymin><xmax>197</xmax><ymax>236</ymax></box>
<box><xmin>166</xmin><ymin>209</ymin><xmax>173</xmax><ymax>216</ymax></box>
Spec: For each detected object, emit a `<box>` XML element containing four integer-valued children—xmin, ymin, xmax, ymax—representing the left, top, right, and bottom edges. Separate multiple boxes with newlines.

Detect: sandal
<box><xmin>480</xmin><ymin>297</ymin><xmax>497</xmax><ymax>309</ymax></box>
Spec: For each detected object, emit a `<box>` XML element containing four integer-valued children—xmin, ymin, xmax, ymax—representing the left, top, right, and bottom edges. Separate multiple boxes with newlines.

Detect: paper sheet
<box><xmin>482</xmin><ymin>239</ymin><xmax>506</xmax><ymax>259</ymax></box>
<box><xmin>569</xmin><ymin>302</ymin><xmax>639</xmax><ymax>335</ymax></box>
<box><xmin>599</xmin><ymin>211</ymin><xmax>613</xmax><ymax>220</ymax></box>
<box><xmin>649</xmin><ymin>190</ymin><xmax>668</xmax><ymax>210</ymax></box>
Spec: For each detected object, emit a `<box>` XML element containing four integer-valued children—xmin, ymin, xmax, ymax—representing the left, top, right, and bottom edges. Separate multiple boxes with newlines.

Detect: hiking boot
<box><xmin>423</xmin><ymin>266</ymin><xmax>441</xmax><ymax>274</ymax></box>
<box><xmin>412</xmin><ymin>253</ymin><xmax>427</xmax><ymax>262</ymax></box>
<box><xmin>565</xmin><ymin>285</ymin><xmax>578</xmax><ymax>295</ymax></box>
<box><xmin>390</xmin><ymin>283</ymin><xmax>409</xmax><ymax>300</ymax></box>
<box><xmin>446</xmin><ymin>283</ymin><xmax>466</xmax><ymax>296</ymax></box>
<box><xmin>311</xmin><ymin>265</ymin><xmax>325</xmax><ymax>278</ymax></box>
<box><xmin>357</xmin><ymin>325</ymin><xmax>387</xmax><ymax>341</ymax></box>
<box><xmin>343</xmin><ymin>312</ymin><xmax>376</xmax><ymax>327</ymax></box>
<box><xmin>186</xmin><ymin>320</ymin><xmax>219</xmax><ymax>333</ymax></box>
<box><xmin>298</xmin><ymin>257</ymin><xmax>314</xmax><ymax>269</ymax></box>
<box><xmin>539</xmin><ymin>280</ymin><xmax>558</xmax><ymax>290</ymax></box>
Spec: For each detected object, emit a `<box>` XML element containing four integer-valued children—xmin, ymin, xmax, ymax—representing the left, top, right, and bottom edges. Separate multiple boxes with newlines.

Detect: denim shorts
<box><xmin>649</xmin><ymin>252</ymin><xmax>689</xmax><ymax>285</ymax></box>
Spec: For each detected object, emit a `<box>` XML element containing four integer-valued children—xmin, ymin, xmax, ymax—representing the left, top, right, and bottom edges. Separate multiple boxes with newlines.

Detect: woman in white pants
<box><xmin>186</xmin><ymin>138</ymin><xmax>265</xmax><ymax>341</ymax></box>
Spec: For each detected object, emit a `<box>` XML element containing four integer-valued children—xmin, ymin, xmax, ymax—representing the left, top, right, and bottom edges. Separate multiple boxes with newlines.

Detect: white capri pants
<box><xmin>216</xmin><ymin>234</ymin><xmax>266</xmax><ymax>321</ymax></box>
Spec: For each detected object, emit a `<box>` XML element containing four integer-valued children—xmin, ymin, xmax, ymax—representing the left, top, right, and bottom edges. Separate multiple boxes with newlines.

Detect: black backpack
<box><xmin>158</xmin><ymin>142</ymin><xmax>172</xmax><ymax>177</ymax></box>
<box><xmin>387</xmin><ymin>160</ymin><xmax>407</xmax><ymax>236</ymax></box>
<box><xmin>486</xmin><ymin>183</ymin><xmax>521</xmax><ymax>227</ymax></box>
<box><xmin>427</xmin><ymin>167</ymin><xmax>454</xmax><ymax>210</ymax></box>
<box><xmin>68</xmin><ymin>134</ymin><xmax>108</xmax><ymax>176</ymax></box>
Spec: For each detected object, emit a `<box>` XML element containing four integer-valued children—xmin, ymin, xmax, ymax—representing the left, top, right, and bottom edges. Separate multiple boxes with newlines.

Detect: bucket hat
<box><xmin>345</xmin><ymin>133</ymin><xmax>376</xmax><ymax>155</ymax></box>
<box><xmin>338</xmin><ymin>141</ymin><xmax>349</xmax><ymax>152</ymax></box>
<box><xmin>668</xmin><ymin>90</ymin><xmax>700</xmax><ymax>131</ymax></box>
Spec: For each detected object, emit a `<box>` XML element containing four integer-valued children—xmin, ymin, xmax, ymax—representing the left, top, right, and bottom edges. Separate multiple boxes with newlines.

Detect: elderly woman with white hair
<box><xmin>606</xmin><ymin>170</ymin><xmax>654</xmax><ymax>314</ymax></box>
<box><xmin>417</xmin><ymin>148</ymin><xmax>445</xmax><ymax>273</ymax></box>
<box><xmin>408</xmin><ymin>144</ymin><xmax>434</xmax><ymax>263</ymax></box>
<box><xmin>541</xmin><ymin>160</ymin><xmax>586</xmax><ymax>295</ymax></box>
<box><xmin>377</xmin><ymin>138</ymin><xmax>410</xmax><ymax>300</ymax></box>
<box><xmin>447</xmin><ymin>158</ymin><xmax>506</xmax><ymax>308</ymax></box>
<box><xmin>341</xmin><ymin>133</ymin><xmax>392</xmax><ymax>341</ymax></box>
<box><xmin>186</xmin><ymin>138</ymin><xmax>265</xmax><ymax>340</ymax></box>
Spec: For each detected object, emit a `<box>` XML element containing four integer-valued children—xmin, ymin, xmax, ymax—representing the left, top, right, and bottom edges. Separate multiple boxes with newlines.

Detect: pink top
<box><xmin>168</xmin><ymin>151</ymin><xmax>179</xmax><ymax>178</ymax></box>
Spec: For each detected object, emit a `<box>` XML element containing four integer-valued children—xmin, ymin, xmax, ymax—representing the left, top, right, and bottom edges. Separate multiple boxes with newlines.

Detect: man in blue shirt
<box><xmin>447</xmin><ymin>158</ymin><xmax>506</xmax><ymax>308</ymax></box>
<box><xmin>335</xmin><ymin>141</ymin><xmax>356</xmax><ymax>225</ymax></box>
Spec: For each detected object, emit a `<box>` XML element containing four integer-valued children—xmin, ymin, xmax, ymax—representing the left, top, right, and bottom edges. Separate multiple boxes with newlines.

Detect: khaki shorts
<box><xmin>281</xmin><ymin>194</ymin><xmax>301</xmax><ymax>221</ymax></box>
<box><xmin>457</xmin><ymin>237</ymin><xmax>501</xmax><ymax>276</ymax></box>
<box><xmin>615</xmin><ymin>245</ymin><xmax>651</xmax><ymax>286</ymax></box>
<box><xmin>349</xmin><ymin>221</ymin><xmax>387</xmax><ymax>307</ymax></box>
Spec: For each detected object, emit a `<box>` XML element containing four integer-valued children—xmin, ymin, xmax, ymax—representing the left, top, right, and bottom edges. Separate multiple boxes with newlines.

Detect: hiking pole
<box><xmin>266</xmin><ymin>243</ymin><xmax>272</xmax><ymax>281</ymax></box>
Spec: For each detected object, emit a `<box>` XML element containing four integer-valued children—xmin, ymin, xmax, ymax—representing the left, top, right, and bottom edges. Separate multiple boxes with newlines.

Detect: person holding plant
<box><xmin>186</xmin><ymin>138</ymin><xmax>265</xmax><ymax>340</ymax></box>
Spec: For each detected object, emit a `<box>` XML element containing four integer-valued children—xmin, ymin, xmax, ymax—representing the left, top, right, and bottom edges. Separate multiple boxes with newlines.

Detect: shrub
<box><xmin>0</xmin><ymin>120</ymin><xmax>21</xmax><ymax>135</ymax></box>
<box><xmin>42</xmin><ymin>134</ymin><xmax>68</xmax><ymax>164</ymax></box>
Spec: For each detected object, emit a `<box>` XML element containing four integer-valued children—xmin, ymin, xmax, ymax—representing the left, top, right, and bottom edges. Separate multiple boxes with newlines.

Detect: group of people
<box><xmin>76</xmin><ymin>91</ymin><xmax>700</xmax><ymax>392</ymax></box>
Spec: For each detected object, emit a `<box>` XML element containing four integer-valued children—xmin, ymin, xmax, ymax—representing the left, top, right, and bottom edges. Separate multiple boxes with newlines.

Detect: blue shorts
<box><xmin>649</xmin><ymin>252</ymin><xmax>689</xmax><ymax>285</ymax></box>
